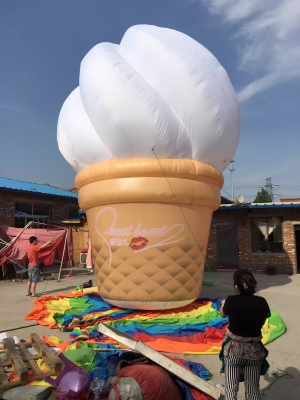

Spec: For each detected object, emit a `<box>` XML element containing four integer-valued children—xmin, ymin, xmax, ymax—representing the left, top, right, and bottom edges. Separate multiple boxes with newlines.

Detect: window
<box><xmin>251</xmin><ymin>217</ymin><xmax>283</xmax><ymax>253</ymax></box>
<box><xmin>14</xmin><ymin>202</ymin><xmax>51</xmax><ymax>228</ymax></box>
<box><xmin>15</xmin><ymin>202</ymin><xmax>32</xmax><ymax>215</ymax></box>
<box><xmin>33</xmin><ymin>204</ymin><xmax>50</xmax><ymax>216</ymax></box>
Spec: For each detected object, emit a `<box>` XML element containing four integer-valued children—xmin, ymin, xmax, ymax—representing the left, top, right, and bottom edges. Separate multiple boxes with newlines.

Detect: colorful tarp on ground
<box><xmin>26</xmin><ymin>289</ymin><xmax>286</xmax><ymax>354</ymax></box>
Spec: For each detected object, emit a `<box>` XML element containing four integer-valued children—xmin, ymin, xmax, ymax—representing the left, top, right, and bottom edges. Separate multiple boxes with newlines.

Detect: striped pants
<box><xmin>224</xmin><ymin>356</ymin><xmax>263</xmax><ymax>400</ymax></box>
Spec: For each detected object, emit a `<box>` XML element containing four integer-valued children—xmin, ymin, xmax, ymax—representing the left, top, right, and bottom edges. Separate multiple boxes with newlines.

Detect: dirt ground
<box><xmin>0</xmin><ymin>268</ymin><xmax>299</xmax><ymax>399</ymax></box>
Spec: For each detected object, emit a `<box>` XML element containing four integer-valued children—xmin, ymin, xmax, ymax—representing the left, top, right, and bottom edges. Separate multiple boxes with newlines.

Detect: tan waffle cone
<box><xmin>76</xmin><ymin>159</ymin><xmax>223</xmax><ymax>310</ymax></box>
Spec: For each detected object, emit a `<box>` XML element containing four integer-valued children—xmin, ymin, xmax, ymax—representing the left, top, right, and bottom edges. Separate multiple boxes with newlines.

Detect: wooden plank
<box><xmin>0</xmin><ymin>360</ymin><xmax>11</xmax><ymax>367</ymax></box>
<box><xmin>98</xmin><ymin>323</ymin><xmax>223</xmax><ymax>400</ymax></box>
<box><xmin>18</xmin><ymin>346</ymin><xmax>42</xmax><ymax>377</ymax></box>
<box><xmin>0</xmin><ymin>366</ymin><xmax>8</xmax><ymax>387</ymax></box>
<box><xmin>18</xmin><ymin>343</ymin><xmax>37</xmax><ymax>361</ymax></box>
<box><xmin>3</xmin><ymin>339</ymin><xmax>28</xmax><ymax>385</ymax></box>
<box><xmin>30</xmin><ymin>334</ymin><xmax>43</xmax><ymax>358</ymax></box>
<box><xmin>30</xmin><ymin>334</ymin><xmax>62</xmax><ymax>374</ymax></box>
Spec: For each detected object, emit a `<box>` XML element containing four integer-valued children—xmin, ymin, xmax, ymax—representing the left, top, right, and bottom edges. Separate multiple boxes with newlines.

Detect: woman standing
<box><xmin>220</xmin><ymin>269</ymin><xmax>271</xmax><ymax>400</ymax></box>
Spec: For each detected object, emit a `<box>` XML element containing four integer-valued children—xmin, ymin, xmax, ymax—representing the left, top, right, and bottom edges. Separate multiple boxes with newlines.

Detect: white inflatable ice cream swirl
<box><xmin>58</xmin><ymin>25</ymin><xmax>239</xmax><ymax>172</ymax></box>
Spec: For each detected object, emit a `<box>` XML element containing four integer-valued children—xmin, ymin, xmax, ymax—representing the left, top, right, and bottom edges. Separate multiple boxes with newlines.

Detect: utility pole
<box><xmin>265</xmin><ymin>177</ymin><xmax>275</xmax><ymax>201</ymax></box>
<box><xmin>229</xmin><ymin>160</ymin><xmax>235</xmax><ymax>200</ymax></box>
<box><xmin>258</xmin><ymin>178</ymin><xmax>279</xmax><ymax>202</ymax></box>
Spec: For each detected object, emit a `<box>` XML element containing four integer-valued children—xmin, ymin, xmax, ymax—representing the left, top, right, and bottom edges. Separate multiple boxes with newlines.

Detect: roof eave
<box><xmin>219</xmin><ymin>202</ymin><xmax>300</xmax><ymax>210</ymax></box>
<box><xmin>0</xmin><ymin>187</ymin><xmax>78</xmax><ymax>199</ymax></box>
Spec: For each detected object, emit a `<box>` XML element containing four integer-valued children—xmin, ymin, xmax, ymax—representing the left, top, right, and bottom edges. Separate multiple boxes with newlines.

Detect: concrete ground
<box><xmin>0</xmin><ymin>266</ymin><xmax>92</xmax><ymax>341</ymax></box>
<box><xmin>0</xmin><ymin>269</ymin><xmax>299</xmax><ymax>399</ymax></box>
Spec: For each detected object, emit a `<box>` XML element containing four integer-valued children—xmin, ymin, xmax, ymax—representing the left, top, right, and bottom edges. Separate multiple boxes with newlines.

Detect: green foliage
<box><xmin>253</xmin><ymin>188</ymin><xmax>272</xmax><ymax>203</ymax></box>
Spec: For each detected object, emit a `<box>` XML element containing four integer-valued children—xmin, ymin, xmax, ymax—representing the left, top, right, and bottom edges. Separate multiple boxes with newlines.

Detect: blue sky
<box><xmin>1</xmin><ymin>0</ymin><xmax>299</xmax><ymax>201</ymax></box>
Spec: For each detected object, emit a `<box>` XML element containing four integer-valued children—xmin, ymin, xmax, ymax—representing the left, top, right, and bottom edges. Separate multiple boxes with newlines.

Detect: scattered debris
<box><xmin>82</xmin><ymin>279</ymin><xmax>93</xmax><ymax>289</ymax></box>
<box><xmin>0</xmin><ymin>334</ymin><xmax>62</xmax><ymax>390</ymax></box>
<box><xmin>98</xmin><ymin>323</ymin><xmax>223</xmax><ymax>400</ymax></box>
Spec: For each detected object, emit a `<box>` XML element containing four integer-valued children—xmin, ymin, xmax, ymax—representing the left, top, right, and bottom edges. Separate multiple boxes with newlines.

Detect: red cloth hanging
<box><xmin>0</xmin><ymin>225</ymin><xmax>73</xmax><ymax>267</ymax></box>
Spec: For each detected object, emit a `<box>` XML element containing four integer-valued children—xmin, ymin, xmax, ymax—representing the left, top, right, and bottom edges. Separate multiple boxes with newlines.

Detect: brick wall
<box><xmin>207</xmin><ymin>207</ymin><xmax>300</xmax><ymax>275</ymax></box>
<box><xmin>0</xmin><ymin>190</ymin><xmax>14</xmax><ymax>226</ymax></box>
<box><xmin>0</xmin><ymin>189</ymin><xmax>78</xmax><ymax>226</ymax></box>
<box><xmin>0</xmin><ymin>188</ymin><xmax>94</xmax><ymax>266</ymax></box>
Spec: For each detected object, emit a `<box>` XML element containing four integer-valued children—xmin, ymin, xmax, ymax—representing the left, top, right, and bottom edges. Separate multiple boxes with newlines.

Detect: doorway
<box><xmin>295</xmin><ymin>226</ymin><xmax>300</xmax><ymax>273</ymax></box>
<box><xmin>217</xmin><ymin>224</ymin><xmax>239</xmax><ymax>270</ymax></box>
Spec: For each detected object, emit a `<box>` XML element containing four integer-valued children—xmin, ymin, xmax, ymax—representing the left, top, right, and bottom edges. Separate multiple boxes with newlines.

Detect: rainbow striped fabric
<box><xmin>26</xmin><ymin>289</ymin><xmax>286</xmax><ymax>354</ymax></box>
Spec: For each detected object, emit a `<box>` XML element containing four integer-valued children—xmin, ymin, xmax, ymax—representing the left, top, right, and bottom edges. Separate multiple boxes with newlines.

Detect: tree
<box><xmin>253</xmin><ymin>188</ymin><xmax>272</xmax><ymax>203</ymax></box>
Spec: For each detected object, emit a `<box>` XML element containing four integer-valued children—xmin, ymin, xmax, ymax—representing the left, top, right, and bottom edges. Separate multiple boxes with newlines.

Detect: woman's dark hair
<box><xmin>233</xmin><ymin>269</ymin><xmax>257</xmax><ymax>295</ymax></box>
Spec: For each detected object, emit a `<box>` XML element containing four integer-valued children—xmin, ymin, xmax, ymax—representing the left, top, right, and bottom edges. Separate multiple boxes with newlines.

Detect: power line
<box><xmin>278</xmin><ymin>188</ymin><xmax>300</xmax><ymax>191</ymax></box>
<box><xmin>278</xmin><ymin>185</ymin><xmax>300</xmax><ymax>188</ymax></box>
<box><xmin>221</xmin><ymin>188</ymin><xmax>234</xmax><ymax>199</ymax></box>
<box><xmin>223</xmin><ymin>184</ymin><xmax>300</xmax><ymax>190</ymax></box>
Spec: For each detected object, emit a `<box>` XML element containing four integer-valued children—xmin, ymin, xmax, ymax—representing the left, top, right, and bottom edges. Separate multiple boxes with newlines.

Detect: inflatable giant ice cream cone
<box><xmin>57</xmin><ymin>25</ymin><xmax>240</xmax><ymax>310</ymax></box>
<box><xmin>76</xmin><ymin>159</ymin><xmax>223</xmax><ymax>309</ymax></box>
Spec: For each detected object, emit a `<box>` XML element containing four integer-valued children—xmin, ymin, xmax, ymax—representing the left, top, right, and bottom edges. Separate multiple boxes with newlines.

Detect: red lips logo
<box><xmin>130</xmin><ymin>236</ymin><xmax>149</xmax><ymax>251</ymax></box>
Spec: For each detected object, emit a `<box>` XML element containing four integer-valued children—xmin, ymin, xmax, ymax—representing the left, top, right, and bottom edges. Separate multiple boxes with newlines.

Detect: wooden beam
<box><xmin>98</xmin><ymin>323</ymin><xmax>223</xmax><ymax>400</ymax></box>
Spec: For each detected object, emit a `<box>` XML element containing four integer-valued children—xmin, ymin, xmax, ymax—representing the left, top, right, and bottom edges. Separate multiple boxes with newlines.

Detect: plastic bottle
<box><xmin>89</xmin><ymin>368</ymin><xmax>111</xmax><ymax>399</ymax></box>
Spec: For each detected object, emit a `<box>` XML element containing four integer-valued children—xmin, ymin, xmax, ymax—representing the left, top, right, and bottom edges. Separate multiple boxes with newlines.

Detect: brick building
<box><xmin>74</xmin><ymin>198</ymin><xmax>300</xmax><ymax>274</ymax></box>
<box><xmin>207</xmin><ymin>201</ymin><xmax>300</xmax><ymax>275</ymax></box>
<box><xmin>0</xmin><ymin>177</ymin><xmax>79</xmax><ymax>228</ymax></box>
<box><xmin>11</xmin><ymin>179</ymin><xmax>296</xmax><ymax>275</ymax></box>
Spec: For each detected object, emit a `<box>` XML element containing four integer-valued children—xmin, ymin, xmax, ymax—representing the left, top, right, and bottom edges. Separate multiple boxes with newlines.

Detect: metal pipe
<box><xmin>57</xmin><ymin>230</ymin><xmax>68</xmax><ymax>282</ymax></box>
<box><xmin>229</xmin><ymin>160</ymin><xmax>235</xmax><ymax>200</ymax></box>
<box><xmin>0</xmin><ymin>220</ymin><xmax>33</xmax><ymax>254</ymax></box>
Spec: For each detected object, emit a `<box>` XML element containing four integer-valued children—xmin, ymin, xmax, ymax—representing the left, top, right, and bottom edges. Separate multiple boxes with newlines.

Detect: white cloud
<box><xmin>200</xmin><ymin>0</ymin><xmax>300</xmax><ymax>101</ymax></box>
